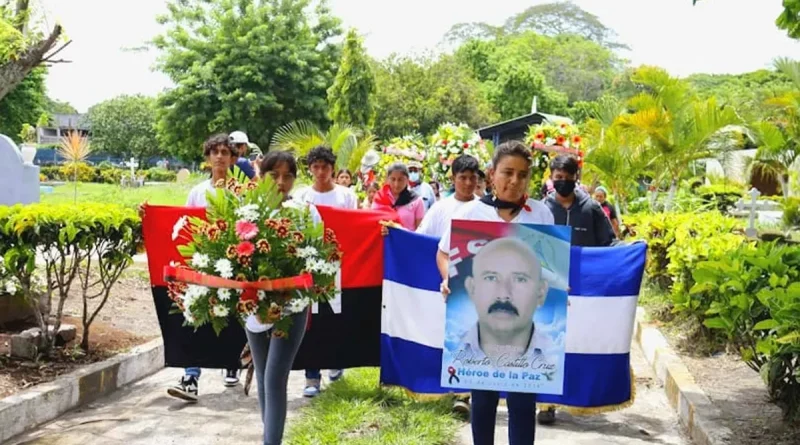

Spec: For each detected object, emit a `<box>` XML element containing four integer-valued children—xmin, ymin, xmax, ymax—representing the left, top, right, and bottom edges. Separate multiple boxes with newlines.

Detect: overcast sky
<box><xmin>38</xmin><ymin>0</ymin><xmax>800</xmax><ymax>112</ymax></box>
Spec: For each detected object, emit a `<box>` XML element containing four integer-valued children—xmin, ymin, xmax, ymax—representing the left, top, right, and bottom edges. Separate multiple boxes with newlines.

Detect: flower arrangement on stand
<box><xmin>525</xmin><ymin>121</ymin><xmax>584</xmax><ymax>187</ymax></box>
<box><xmin>427</xmin><ymin>123</ymin><xmax>490</xmax><ymax>184</ymax></box>
<box><xmin>375</xmin><ymin>134</ymin><xmax>427</xmax><ymax>176</ymax></box>
<box><xmin>167</xmin><ymin>174</ymin><xmax>343</xmax><ymax>337</ymax></box>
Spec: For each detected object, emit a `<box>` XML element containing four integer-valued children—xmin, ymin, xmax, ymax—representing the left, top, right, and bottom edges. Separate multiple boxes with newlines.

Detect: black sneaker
<box><xmin>167</xmin><ymin>375</ymin><xmax>198</xmax><ymax>403</ymax></box>
<box><xmin>224</xmin><ymin>369</ymin><xmax>240</xmax><ymax>387</ymax></box>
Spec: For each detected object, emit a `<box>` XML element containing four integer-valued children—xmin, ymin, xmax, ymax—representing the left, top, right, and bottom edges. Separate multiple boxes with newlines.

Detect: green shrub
<box><xmin>695</xmin><ymin>184</ymin><xmax>744</xmax><ymax>213</ymax></box>
<box><xmin>99</xmin><ymin>168</ymin><xmax>127</xmax><ymax>184</ymax></box>
<box><xmin>96</xmin><ymin>161</ymin><xmax>115</xmax><ymax>170</ymax></box>
<box><xmin>144</xmin><ymin>167</ymin><xmax>177</xmax><ymax>182</ymax></box>
<box><xmin>40</xmin><ymin>166</ymin><xmax>63</xmax><ymax>181</ymax></box>
<box><xmin>692</xmin><ymin>242</ymin><xmax>800</xmax><ymax>421</ymax></box>
<box><xmin>783</xmin><ymin>197</ymin><xmax>800</xmax><ymax>229</ymax></box>
<box><xmin>0</xmin><ymin>203</ymin><xmax>142</xmax><ymax>352</ymax></box>
<box><xmin>59</xmin><ymin>162</ymin><xmax>97</xmax><ymax>182</ymax></box>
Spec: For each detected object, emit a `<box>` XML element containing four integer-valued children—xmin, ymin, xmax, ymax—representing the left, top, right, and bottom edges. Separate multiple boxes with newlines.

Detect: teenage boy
<box><xmin>293</xmin><ymin>145</ymin><xmax>358</xmax><ymax>397</ymax></box>
<box><xmin>167</xmin><ymin>133</ymin><xmax>243</xmax><ymax>403</ymax></box>
<box><xmin>228</xmin><ymin>131</ymin><xmax>256</xmax><ymax>179</ymax></box>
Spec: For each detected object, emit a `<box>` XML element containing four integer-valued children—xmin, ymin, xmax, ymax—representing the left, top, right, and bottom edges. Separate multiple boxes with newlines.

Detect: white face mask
<box><xmin>409</xmin><ymin>172</ymin><xmax>420</xmax><ymax>183</ymax></box>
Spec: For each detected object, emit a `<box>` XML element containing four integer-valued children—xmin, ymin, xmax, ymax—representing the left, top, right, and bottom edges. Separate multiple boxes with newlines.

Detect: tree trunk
<box><xmin>664</xmin><ymin>180</ymin><xmax>678</xmax><ymax>212</ymax></box>
<box><xmin>0</xmin><ymin>24</ymin><xmax>62</xmax><ymax>102</ymax></box>
<box><xmin>780</xmin><ymin>174</ymin><xmax>790</xmax><ymax>199</ymax></box>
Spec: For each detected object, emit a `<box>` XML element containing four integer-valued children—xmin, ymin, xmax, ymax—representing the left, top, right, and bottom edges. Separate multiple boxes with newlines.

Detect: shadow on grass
<box><xmin>285</xmin><ymin>367</ymin><xmax>461</xmax><ymax>445</ymax></box>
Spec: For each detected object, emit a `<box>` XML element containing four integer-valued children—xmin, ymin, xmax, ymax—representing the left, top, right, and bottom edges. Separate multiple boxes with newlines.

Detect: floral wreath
<box><xmin>525</xmin><ymin>121</ymin><xmax>584</xmax><ymax>185</ymax></box>
<box><xmin>427</xmin><ymin>123</ymin><xmax>490</xmax><ymax>185</ymax></box>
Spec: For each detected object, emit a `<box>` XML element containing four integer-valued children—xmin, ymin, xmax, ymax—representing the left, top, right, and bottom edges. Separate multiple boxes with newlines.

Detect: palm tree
<box><xmin>58</xmin><ymin>130</ymin><xmax>91</xmax><ymax>202</ymax></box>
<box><xmin>618</xmin><ymin>67</ymin><xmax>741</xmax><ymax>210</ymax></box>
<box><xmin>747</xmin><ymin>121</ymin><xmax>798</xmax><ymax>198</ymax></box>
<box><xmin>270</xmin><ymin>121</ymin><xmax>375</xmax><ymax>172</ymax></box>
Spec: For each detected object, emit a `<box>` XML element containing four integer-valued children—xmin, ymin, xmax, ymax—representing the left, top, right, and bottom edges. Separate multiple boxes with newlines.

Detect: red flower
<box><xmin>291</xmin><ymin>231</ymin><xmax>304</xmax><ymax>243</ymax></box>
<box><xmin>237</xmin><ymin>299</ymin><xmax>257</xmax><ymax>315</ymax></box>
<box><xmin>246</xmin><ymin>181</ymin><xmax>258</xmax><ymax>191</ymax></box>
<box><xmin>463</xmin><ymin>142</ymin><xmax>469</xmax><ymax>148</ymax></box>
<box><xmin>280</xmin><ymin>218</ymin><xmax>292</xmax><ymax>228</ymax></box>
<box><xmin>442</xmin><ymin>139</ymin><xmax>449</xmax><ymax>146</ymax></box>
<box><xmin>226</xmin><ymin>245</ymin><xmax>237</xmax><ymax>259</ymax></box>
<box><xmin>257</xmin><ymin>239</ymin><xmax>271</xmax><ymax>253</ymax></box>
<box><xmin>226</xmin><ymin>178</ymin><xmax>238</xmax><ymax>189</ymax></box>
<box><xmin>216</xmin><ymin>219</ymin><xmax>229</xmax><ymax>231</ymax></box>
<box><xmin>233</xmin><ymin>185</ymin><xmax>244</xmax><ymax>195</ymax></box>
<box><xmin>286</xmin><ymin>244</ymin><xmax>298</xmax><ymax>256</ymax></box>
<box><xmin>240</xmin><ymin>289</ymin><xmax>258</xmax><ymax>304</ymax></box>
<box><xmin>236</xmin><ymin>241</ymin><xmax>256</xmax><ymax>257</ymax></box>
<box><xmin>324</xmin><ymin>228</ymin><xmax>336</xmax><ymax>243</ymax></box>
<box><xmin>329</xmin><ymin>250</ymin><xmax>342</xmax><ymax>262</ymax></box>
<box><xmin>556</xmin><ymin>136</ymin><xmax>566</xmax><ymax>146</ymax></box>
<box><xmin>572</xmin><ymin>135</ymin><xmax>582</xmax><ymax>145</ymax></box>
<box><xmin>535</xmin><ymin>132</ymin><xmax>545</xmax><ymax>141</ymax></box>
<box><xmin>276</xmin><ymin>226</ymin><xmax>289</xmax><ymax>238</ymax></box>
<box><xmin>238</xmin><ymin>255</ymin><xmax>252</xmax><ymax>267</ymax></box>
<box><xmin>206</xmin><ymin>226</ymin><xmax>221</xmax><ymax>240</ymax></box>
<box><xmin>265</xmin><ymin>219</ymin><xmax>280</xmax><ymax>230</ymax></box>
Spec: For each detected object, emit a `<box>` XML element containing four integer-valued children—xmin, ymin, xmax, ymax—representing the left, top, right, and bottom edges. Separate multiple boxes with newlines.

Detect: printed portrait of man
<box><xmin>459</xmin><ymin>237</ymin><xmax>549</xmax><ymax>363</ymax></box>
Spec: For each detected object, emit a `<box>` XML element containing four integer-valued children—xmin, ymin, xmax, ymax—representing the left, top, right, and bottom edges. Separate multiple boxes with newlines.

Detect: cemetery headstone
<box><xmin>745</xmin><ymin>187</ymin><xmax>761</xmax><ymax>238</ymax></box>
<box><xmin>176</xmin><ymin>168</ymin><xmax>190</xmax><ymax>183</ymax></box>
<box><xmin>0</xmin><ymin>134</ymin><xmax>40</xmax><ymax>205</ymax></box>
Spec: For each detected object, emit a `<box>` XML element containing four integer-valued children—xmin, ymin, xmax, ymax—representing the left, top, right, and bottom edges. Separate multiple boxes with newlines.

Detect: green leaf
<box><xmin>776</xmin><ymin>332</ymin><xmax>800</xmax><ymax>344</ymax></box>
<box><xmin>753</xmin><ymin>319</ymin><xmax>780</xmax><ymax>330</ymax></box>
<box><xmin>703</xmin><ymin>317</ymin><xmax>729</xmax><ymax>330</ymax></box>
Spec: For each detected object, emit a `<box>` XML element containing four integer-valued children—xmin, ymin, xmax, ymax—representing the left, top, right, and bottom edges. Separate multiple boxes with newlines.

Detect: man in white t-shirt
<box><xmin>293</xmin><ymin>145</ymin><xmax>357</xmax><ymax>398</ymax></box>
<box><xmin>416</xmin><ymin>154</ymin><xmax>481</xmax><ymax>238</ymax></box>
<box><xmin>408</xmin><ymin>161</ymin><xmax>437</xmax><ymax>211</ymax></box>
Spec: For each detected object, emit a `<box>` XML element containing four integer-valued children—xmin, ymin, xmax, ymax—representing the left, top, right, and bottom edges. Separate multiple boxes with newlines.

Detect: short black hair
<box><xmin>491</xmin><ymin>140</ymin><xmax>532</xmax><ymax>168</ymax></box>
<box><xmin>306</xmin><ymin>145</ymin><xmax>336</xmax><ymax>167</ymax></box>
<box><xmin>260</xmin><ymin>150</ymin><xmax>297</xmax><ymax>177</ymax></box>
<box><xmin>451</xmin><ymin>154</ymin><xmax>480</xmax><ymax>176</ymax></box>
<box><xmin>477</xmin><ymin>169</ymin><xmax>486</xmax><ymax>180</ymax></box>
<box><xmin>550</xmin><ymin>155</ymin><xmax>579</xmax><ymax>176</ymax></box>
<box><xmin>203</xmin><ymin>133</ymin><xmax>233</xmax><ymax>157</ymax></box>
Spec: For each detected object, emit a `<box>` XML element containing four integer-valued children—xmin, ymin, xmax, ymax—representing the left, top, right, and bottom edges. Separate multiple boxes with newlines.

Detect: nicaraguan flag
<box><xmin>380</xmin><ymin>227</ymin><xmax>647</xmax><ymax>411</ymax></box>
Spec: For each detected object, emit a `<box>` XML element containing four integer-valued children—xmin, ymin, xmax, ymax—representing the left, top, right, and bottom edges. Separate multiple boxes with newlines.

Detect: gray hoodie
<box><xmin>544</xmin><ymin>189</ymin><xmax>615</xmax><ymax>247</ymax></box>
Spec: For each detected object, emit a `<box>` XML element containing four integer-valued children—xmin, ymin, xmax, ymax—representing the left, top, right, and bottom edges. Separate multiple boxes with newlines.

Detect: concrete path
<box><xmin>5</xmin><ymin>342</ymin><xmax>688</xmax><ymax>445</ymax></box>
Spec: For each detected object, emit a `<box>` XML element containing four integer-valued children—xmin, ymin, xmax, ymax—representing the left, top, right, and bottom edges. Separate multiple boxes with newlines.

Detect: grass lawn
<box><xmin>40</xmin><ymin>181</ymin><xmax>201</xmax><ymax>208</ymax></box>
<box><xmin>285</xmin><ymin>368</ymin><xmax>462</xmax><ymax>445</ymax></box>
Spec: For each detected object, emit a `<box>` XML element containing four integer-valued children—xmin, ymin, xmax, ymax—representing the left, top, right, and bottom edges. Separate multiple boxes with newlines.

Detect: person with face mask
<box><xmin>538</xmin><ymin>154</ymin><xmax>614</xmax><ymax>427</ymax></box>
<box><xmin>407</xmin><ymin>161</ymin><xmax>437</xmax><ymax>211</ymax></box>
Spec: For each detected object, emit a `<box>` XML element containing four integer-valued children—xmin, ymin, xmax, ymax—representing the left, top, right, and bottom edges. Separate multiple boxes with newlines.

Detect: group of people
<box><xmin>163</xmin><ymin>130</ymin><xmax>618</xmax><ymax>445</ymax></box>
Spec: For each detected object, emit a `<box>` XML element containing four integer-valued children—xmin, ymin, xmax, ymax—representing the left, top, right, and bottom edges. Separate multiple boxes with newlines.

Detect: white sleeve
<box><xmin>185</xmin><ymin>188</ymin><xmax>197</xmax><ymax>206</ymax></box>
<box><xmin>438</xmin><ymin>223</ymin><xmax>451</xmax><ymax>253</ymax></box>
<box><xmin>416</xmin><ymin>202</ymin><xmax>438</xmax><ymax>235</ymax></box>
<box><xmin>348</xmin><ymin>189</ymin><xmax>358</xmax><ymax>209</ymax></box>
<box><xmin>309</xmin><ymin>204</ymin><xmax>323</xmax><ymax>224</ymax></box>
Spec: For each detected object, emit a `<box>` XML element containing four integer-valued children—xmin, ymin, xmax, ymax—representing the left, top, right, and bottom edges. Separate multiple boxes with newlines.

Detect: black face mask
<box><xmin>553</xmin><ymin>179</ymin><xmax>576</xmax><ymax>197</ymax></box>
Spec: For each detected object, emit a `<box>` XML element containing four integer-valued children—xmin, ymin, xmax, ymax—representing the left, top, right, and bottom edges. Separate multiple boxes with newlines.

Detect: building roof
<box><xmin>477</xmin><ymin>112</ymin><xmax>572</xmax><ymax>139</ymax></box>
<box><xmin>49</xmin><ymin>114</ymin><xmax>89</xmax><ymax>130</ymax></box>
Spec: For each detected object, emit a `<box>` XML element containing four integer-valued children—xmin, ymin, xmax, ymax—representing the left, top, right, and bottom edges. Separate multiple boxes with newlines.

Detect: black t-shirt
<box><xmin>601</xmin><ymin>202</ymin><xmax>617</xmax><ymax>220</ymax></box>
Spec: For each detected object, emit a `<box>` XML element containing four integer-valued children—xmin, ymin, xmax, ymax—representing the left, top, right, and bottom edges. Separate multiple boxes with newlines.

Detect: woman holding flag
<box><xmin>437</xmin><ymin>140</ymin><xmax>554</xmax><ymax>445</ymax></box>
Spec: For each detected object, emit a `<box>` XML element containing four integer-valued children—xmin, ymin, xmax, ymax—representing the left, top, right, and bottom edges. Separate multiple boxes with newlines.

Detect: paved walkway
<box><xmin>5</xmin><ymin>342</ymin><xmax>688</xmax><ymax>445</ymax></box>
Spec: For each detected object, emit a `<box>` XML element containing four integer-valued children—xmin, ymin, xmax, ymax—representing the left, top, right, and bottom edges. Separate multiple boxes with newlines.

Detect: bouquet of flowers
<box><xmin>376</xmin><ymin>134</ymin><xmax>427</xmax><ymax>177</ymax></box>
<box><xmin>525</xmin><ymin>121</ymin><xmax>585</xmax><ymax>186</ymax></box>
<box><xmin>168</xmin><ymin>174</ymin><xmax>343</xmax><ymax>337</ymax></box>
<box><xmin>427</xmin><ymin>123</ymin><xmax>490</xmax><ymax>183</ymax></box>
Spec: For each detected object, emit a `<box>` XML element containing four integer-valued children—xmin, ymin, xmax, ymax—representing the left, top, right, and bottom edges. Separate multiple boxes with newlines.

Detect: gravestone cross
<box><xmin>125</xmin><ymin>157</ymin><xmax>139</xmax><ymax>181</ymax></box>
<box><xmin>745</xmin><ymin>187</ymin><xmax>761</xmax><ymax>238</ymax></box>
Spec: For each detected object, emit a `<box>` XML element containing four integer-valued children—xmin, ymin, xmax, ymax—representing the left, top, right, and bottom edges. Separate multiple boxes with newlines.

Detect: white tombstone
<box><xmin>0</xmin><ymin>135</ymin><xmax>40</xmax><ymax>205</ymax></box>
<box><xmin>124</xmin><ymin>157</ymin><xmax>139</xmax><ymax>181</ymax></box>
<box><xmin>745</xmin><ymin>187</ymin><xmax>761</xmax><ymax>238</ymax></box>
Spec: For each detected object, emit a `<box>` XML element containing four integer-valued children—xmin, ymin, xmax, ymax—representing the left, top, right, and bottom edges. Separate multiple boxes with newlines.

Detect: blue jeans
<box><xmin>471</xmin><ymin>390</ymin><xmax>537</xmax><ymax>445</ymax></box>
<box><xmin>185</xmin><ymin>367</ymin><xmax>201</xmax><ymax>378</ymax></box>
<box><xmin>246</xmin><ymin>311</ymin><xmax>308</xmax><ymax>445</ymax></box>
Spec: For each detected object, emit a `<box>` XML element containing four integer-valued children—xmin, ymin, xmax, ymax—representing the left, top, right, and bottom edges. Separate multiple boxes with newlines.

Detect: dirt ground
<box><xmin>0</xmin><ymin>267</ymin><xmax>160</xmax><ymax>399</ymax></box>
<box><xmin>662</xmin><ymin>329</ymin><xmax>800</xmax><ymax>445</ymax></box>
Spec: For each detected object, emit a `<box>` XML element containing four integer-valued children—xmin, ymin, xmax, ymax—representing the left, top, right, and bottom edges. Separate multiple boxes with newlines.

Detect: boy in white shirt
<box><xmin>293</xmin><ymin>145</ymin><xmax>357</xmax><ymax>397</ymax></box>
<box><xmin>416</xmin><ymin>154</ymin><xmax>481</xmax><ymax>238</ymax></box>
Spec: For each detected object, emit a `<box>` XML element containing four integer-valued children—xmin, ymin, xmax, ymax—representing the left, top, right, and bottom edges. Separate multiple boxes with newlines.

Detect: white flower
<box><xmin>214</xmin><ymin>259</ymin><xmax>234</xmax><ymax>279</ymax></box>
<box><xmin>282</xmin><ymin>200</ymin><xmax>306</xmax><ymax>211</ymax></box>
<box><xmin>287</xmin><ymin>297</ymin><xmax>310</xmax><ymax>314</ymax></box>
<box><xmin>212</xmin><ymin>305</ymin><xmax>230</xmax><ymax>318</ymax></box>
<box><xmin>183</xmin><ymin>310</ymin><xmax>196</xmax><ymax>324</ymax></box>
<box><xmin>172</xmin><ymin>216</ymin><xmax>188</xmax><ymax>241</ymax></box>
<box><xmin>191</xmin><ymin>253</ymin><xmax>210</xmax><ymax>269</ymax></box>
<box><xmin>235</xmin><ymin>204</ymin><xmax>259</xmax><ymax>222</ymax></box>
<box><xmin>257</xmin><ymin>290</ymin><xmax>267</xmax><ymax>301</ymax></box>
<box><xmin>296</xmin><ymin>246</ymin><xmax>319</xmax><ymax>259</ymax></box>
<box><xmin>4</xmin><ymin>280</ymin><xmax>17</xmax><ymax>295</ymax></box>
<box><xmin>217</xmin><ymin>288</ymin><xmax>231</xmax><ymax>301</ymax></box>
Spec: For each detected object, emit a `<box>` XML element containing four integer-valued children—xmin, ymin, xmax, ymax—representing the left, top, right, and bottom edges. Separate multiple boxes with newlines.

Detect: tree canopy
<box><xmin>86</xmin><ymin>95</ymin><xmax>160</xmax><ymax>165</ymax></box>
<box><xmin>328</xmin><ymin>29</ymin><xmax>376</xmax><ymax>129</ymax></box>
<box><xmin>152</xmin><ymin>0</ymin><xmax>342</xmax><ymax>161</ymax></box>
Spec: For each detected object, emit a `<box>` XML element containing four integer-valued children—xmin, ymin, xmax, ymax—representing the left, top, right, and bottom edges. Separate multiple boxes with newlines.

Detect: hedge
<box><xmin>0</xmin><ymin>203</ymin><xmax>142</xmax><ymax>353</ymax></box>
<box><xmin>40</xmin><ymin>163</ymin><xmax>177</xmax><ymax>184</ymax></box>
<box><xmin>626</xmin><ymin>211</ymin><xmax>800</xmax><ymax>421</ymax></box>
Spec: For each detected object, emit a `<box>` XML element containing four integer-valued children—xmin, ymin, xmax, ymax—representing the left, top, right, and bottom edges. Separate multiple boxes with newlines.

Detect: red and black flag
<box><xmin>142</xmin><ymin>205</ymin><xmax>396</xmax><ymax>370</ymax></box>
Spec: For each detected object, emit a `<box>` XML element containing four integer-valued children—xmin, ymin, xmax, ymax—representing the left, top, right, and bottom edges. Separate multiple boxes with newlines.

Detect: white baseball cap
<box><xmin>229</xmin><ymin>131</ymin><xmax>249</xmax><ymax>144</ymax></box>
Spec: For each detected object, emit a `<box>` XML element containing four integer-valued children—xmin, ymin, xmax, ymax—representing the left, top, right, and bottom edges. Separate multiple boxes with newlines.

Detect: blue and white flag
<box><xmin>380</xmin><ymin>227</ymin><xmax>647</xmax><ymax>411</ymax></box>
